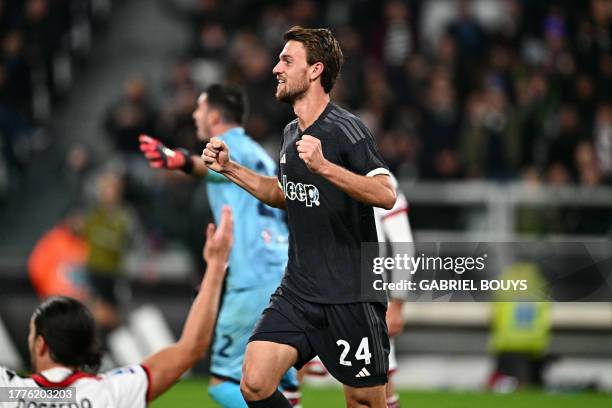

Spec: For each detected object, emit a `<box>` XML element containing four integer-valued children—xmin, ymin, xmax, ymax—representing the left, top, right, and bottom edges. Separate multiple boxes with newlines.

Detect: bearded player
<box><xmin>203</xmin><ymin>27</ymin><xmax>396</xmax><ymax>407</ymax></box>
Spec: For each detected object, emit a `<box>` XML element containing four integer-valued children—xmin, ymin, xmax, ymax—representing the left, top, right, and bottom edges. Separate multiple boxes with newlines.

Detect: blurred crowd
<box><xmin>99</xmin><ymin>0</ymin><xmax>612</xmax><ymax>188</ymax></box>
<box><xmin>2</xmin><ymin>0</ymin><xmax>612</xmax><ymax>270</ymax></box>
<box><xmin>0</xmin><ymin>0</ymin><xmax>110</xmax><ymax>193</ymax></box>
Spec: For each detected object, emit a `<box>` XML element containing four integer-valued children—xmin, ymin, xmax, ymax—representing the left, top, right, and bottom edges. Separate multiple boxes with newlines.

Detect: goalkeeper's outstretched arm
<box><xmin>139</xmin><ymin>134</ymin><xmax>209</xmax><ymax>178</ymax></box>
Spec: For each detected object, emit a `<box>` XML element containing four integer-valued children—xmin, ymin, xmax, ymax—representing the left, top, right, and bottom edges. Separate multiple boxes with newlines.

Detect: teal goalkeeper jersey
<box><xmin>206</xmin><ymin>127</ymin><xmax>289</xmax><ymax>290</ymax></box>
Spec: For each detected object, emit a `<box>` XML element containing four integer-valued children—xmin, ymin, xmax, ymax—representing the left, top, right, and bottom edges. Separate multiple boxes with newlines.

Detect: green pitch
<box><xmin>151</xmin><ymin>378</ymin><xmax>612</xmax><ymax>407</ymax></box>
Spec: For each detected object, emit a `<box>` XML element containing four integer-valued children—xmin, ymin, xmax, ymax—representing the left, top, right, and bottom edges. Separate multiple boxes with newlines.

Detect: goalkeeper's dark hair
<box><xmin>32</xmin><ymin>297</ymin><xmax>102</xmax><ymax>372</ymax></box>
<box><xmin>205</xmin><ymin>83</ymin><xmax>249</xmax><ymax>125</ymax></box>
<box><xmin>283</xmin><ymin>26</ymin><xmax>344</xmax><ymax>93</ymax></box>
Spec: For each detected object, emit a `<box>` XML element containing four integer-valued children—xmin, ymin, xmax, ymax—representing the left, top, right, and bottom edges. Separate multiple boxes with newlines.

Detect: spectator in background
<box><xmin>594</xmin><ymin>103</ymin><xmax>612</xmax><ymax>182</ymax></box>
<box><xmin>462</xmin><ymin>82</ymin><xmax>520</xmax><ymax>180</ymax></box>
<box><xmin>418</xmin><ymin>69</ymin><xmax>463</xmax><ymax>180</ymax></box>
<box><xmin>333</xmin><ymin>27</ymin><xmax>366</xmax><ymax>110</ymax></box>
<box><xmin>63</xmin><ymin>143</ymin><xmax>94</xmax><ymax>204</ymax></box>
<box><xmin>157</xmin><ymin>86</ymin><xmax>200</xmax><ymax>152</ymax></box>
<box><xmin>104</xmin><ymin>77</ymin><xmax>157</xmax><ymax>155</ymax></box>
<box><xmin>84</xmin><ymin>170</ymin><xmax>140</xmax><ymax>332</ymax></box>
<box><xmin>546</xmin><ymin>105</ymin><xmax>585</xmax><ymax>181</ymax></box>
<box><xmin>367</xmin><ymin>0</ymin><xmax>413</xmax><ymax>68</ymax></box>
<box><xmin>191</xmin><ymin>22</ymin><xmax>228</xmax><ymax>60</ymax></box>
<box><xmin>515</xmin><ymin>72</ymin><xmax>557</xmax><ymax>171</ymax></box>
<box><xmin>576</xmin><ymin>140</ymin><xmax>603</xmax><ymax>187</ymax></box>
<box><xmin>0</xmin><ymin>29</ymin><xmax>34</xmax><ymax>184</ymax></box>
<box><xmin>447</xmin><ymin>0</ymin><xmax>488</xmax><ymax>62</ymax></box>
<box><xmin>28</xmin><ymin>205</ymin><xmax>89</xmax><ymax>302</ymax></box>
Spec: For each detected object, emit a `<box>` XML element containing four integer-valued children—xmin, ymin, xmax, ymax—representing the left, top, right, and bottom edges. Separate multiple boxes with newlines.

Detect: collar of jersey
<box><xmin>32</xmin><ymin>367</ymin><xmax>99</xmax><ymax>388</ymax></box>
<box><xmin>40</xmin><ymin>367</ymin><xmax>73</xmax><ymax>382</ymax></box>
<box><xmin>217</xmin><ymin>127</ymin><xmax>245</xmax><ymax>140</ymax></box>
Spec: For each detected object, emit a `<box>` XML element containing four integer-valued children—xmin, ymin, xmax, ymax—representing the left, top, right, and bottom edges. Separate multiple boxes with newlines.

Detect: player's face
<box><xmin>273</xmin><ymin>40</ymin><xmax>310</xmax><ymax>104</ymax></box>
<box><xmin>193</xmin><ymin>93</ymin><xmax>212</xmax><ymax>141</ymax></box>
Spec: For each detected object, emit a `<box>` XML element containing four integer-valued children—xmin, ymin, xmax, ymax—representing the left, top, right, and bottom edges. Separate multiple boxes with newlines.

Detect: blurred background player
<box><xmin>0</xmin><ymin>206</ymin><xmax>234</xmax><ymax>408</ymax></box>
<box><xmin>375</xmin><ymin>172</ymin><xmax>413</xmax><ymax>408</ymax></box>
<box><xmin>139</xmin><ymin>83</ymin><xmax>300</xmax><ymax>408</ymax></box>
<box><xmin>28</xmin><ymin>205</ymin><xmax>89</xmax><ymax>302</ymax></box>
<box><xmin>83</xmin><ymin>169</ymin><xmax>141</xmax><ymax>335</ymax></box>
<box><xmin>300</xmin><ymin>172</ymin><xmax>413</xmax><ymax>408</ymax></box>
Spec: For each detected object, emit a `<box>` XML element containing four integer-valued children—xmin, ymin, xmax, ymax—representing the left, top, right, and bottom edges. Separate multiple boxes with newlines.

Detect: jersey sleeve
<box><xmin>103</xmin><ymin>364</ymin><xmax>151</xmax><ymax>407</ymax></box>
<box><xmin>374</xmin><ymin>175</ymin><xmax>414</xmax><ymax>300</ymax></box>
<box><xmin>0</xmin><ymin>367</ymin><xmax>11</xmax><ymax>386</ymax></box>
<box><xmin>341</xmin><ymin>123</ymin><xmax>390</xmax><ymax>177</ymax></box>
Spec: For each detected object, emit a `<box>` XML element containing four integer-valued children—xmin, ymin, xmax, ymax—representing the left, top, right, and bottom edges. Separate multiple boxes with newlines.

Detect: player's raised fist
<box><xmin>296</xmin><ymin>135</ymin><xmax>328</xmax><ymax>174</ymax></box>
<box><xmin>139</xmin><ymin>134</ymin><xmax>190</xmax><ymax>170</ymax></box>
<box><xmin>203</xmin><ymin>205</ymin><xmax>233</xmax><ymax>272</ymax></box>
<box><xmin>202</xmin><ymin>137</ymin><xmax>230</xmax><ymax>173</ymax></box>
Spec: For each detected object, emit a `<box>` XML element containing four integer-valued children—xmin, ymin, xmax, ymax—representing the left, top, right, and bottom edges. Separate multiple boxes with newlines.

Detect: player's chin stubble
<box><xmin>276</xmin><ymin>78</ymin><xmax>309</xmax><ymax>104</ymax></box>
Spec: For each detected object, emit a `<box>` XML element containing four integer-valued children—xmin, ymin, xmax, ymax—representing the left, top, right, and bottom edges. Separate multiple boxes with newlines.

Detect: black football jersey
<box><xmin>277</xmin><ymin>102</ymin><xmax>390</xmax><ymax>304</ymax></box>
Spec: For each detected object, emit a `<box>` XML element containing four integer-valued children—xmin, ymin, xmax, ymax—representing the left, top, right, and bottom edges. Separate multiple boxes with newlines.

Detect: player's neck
<box><xmin>211</xmin><ymin>123</ymin><xmax>240</xmax><ymax>138</ymax></box>
<box><xmin>293</xmin><ymin>89</ymin><xmax>330</xmax><ymax>131</ymax></box>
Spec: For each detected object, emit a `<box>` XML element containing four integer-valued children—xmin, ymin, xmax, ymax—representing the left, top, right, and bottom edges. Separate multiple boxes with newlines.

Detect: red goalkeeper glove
<box><xmin>139</xmin><ymin>134</ymin><xmax>193</xmax><ymax>173</ymax></box>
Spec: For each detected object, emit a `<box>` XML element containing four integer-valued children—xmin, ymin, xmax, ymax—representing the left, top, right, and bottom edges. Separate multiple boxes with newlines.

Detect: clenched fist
<box><xmin>202</xmin><ymin>137</ymin><xmax>231</xmax><ymax>173</ymax></box>
<box><xmin>296</xmin><ymin>135</ymin><xmax>329</xmax><ymax>174</ymax></box>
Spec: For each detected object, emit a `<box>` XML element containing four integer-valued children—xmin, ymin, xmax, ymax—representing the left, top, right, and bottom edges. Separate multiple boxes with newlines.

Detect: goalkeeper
<box><xmin>139</xmin><ymin>83</ymin><xmax>299</xmax><ymax>408</ymax></box>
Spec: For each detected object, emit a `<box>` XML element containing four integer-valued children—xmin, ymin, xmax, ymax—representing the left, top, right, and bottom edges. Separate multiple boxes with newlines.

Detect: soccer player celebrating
<box><xmin>139</xmin><ymin>84</ymin><xmax>299</xmax><ymax>407</ymax></box>
<box><xmin>0</xmin><ymin>206</ymin><xmax>233</xmax><ymax>407</ymax></box>
<box><xmin>203</xmin><ymin>27</ymin><xmax>396</xmax><ymax>408</ymax></box>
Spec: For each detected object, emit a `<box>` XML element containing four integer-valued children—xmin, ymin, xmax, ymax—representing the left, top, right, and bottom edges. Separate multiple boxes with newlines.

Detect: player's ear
<box><xmin>208</xmin><ymin>109</ymin><xmax>222</xmax><ymax>127</ymax></box>
<box><xmin>35</xmin><ymin>335</ymin><xmax>47</xmax><ymax>357</ymax></box>
<box><xmin>309</xmin><ymin>62</ymin><xmax>324</xmax><ymax>83</ymax></box>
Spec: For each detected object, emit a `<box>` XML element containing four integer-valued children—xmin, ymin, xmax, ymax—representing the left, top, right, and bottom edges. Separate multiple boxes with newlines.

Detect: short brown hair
<box><xmin>283</xmin><ymin>26</ymin><xmax>344</xmax><ymax>94</ymax></box>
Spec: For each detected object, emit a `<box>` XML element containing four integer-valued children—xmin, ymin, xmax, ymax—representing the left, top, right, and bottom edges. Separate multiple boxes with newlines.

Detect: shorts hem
<box><xmin>341</xmin><ymin>375</ymin><xmax>388</xmax><ymax>388</ymax></box>
<box><xmin>209</xmin><ymin>372</ymin><xmax>241</xmax><ymax>385</ymax></box>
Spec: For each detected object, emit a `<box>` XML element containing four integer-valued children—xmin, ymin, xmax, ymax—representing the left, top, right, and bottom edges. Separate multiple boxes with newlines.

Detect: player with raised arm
<box><xmin>139</xmin><ymin>83</ymin><xmax>299</xmax><ymax>407</ymax></box>
<box><xmin>0</xmin><ymin>207</ymin><xmax>233</xmax><ymax>408</ymax></box>
<box><xmin>203</xmin><ymin>27</ymin><xmax>396</xmax><ymax>408</ymax></box>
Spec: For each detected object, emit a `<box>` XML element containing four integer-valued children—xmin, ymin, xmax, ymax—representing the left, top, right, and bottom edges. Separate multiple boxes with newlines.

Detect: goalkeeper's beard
<box><xmin>276</xmin><ymin>76</ymin><xmax>310</xmax><ymax>104</ymax></box>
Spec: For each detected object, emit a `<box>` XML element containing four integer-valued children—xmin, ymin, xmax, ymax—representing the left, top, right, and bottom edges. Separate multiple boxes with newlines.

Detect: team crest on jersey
<box><xmin>282</xmin><ymin>175</ymin><xmax>320</xmax><ymax>207</ymax></box>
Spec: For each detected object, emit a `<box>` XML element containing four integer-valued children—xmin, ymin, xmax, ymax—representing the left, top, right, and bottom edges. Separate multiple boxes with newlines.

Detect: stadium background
<box><xmin>0</xmin><ymin>0</ymin><xmax>611</xmax><ymax>406</ymax></box>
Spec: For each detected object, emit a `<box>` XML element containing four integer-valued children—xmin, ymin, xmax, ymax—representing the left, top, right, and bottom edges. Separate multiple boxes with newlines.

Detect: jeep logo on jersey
<box><xmin>282</xmin><ymin>175</ymin><xmax>320</xmax><ymax>207</ymax></box>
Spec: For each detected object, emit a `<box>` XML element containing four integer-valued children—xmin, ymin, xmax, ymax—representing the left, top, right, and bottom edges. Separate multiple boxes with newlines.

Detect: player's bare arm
<box><xmin>142</xmin><ymin>206</ymin><xmax>233</xmax><ymax>400</ymax></box>
<box><xmin>202</xmin><ymin>137</ymin><xmax>286</xmax><ymax>209</ymax></box>
<box><xmin>386</xmin><ymin>299</ymin><xmax>404</xmax><ymax>337</ymax></box>
<box><xmin>296</xmin><ymin>135</ymin><xmax>396</xmax><ymax>209</ymax></box>
<box><xmin>139</xmin><ymin>134</ymin><xmax>209</xmax><ymax>178</ymax></box>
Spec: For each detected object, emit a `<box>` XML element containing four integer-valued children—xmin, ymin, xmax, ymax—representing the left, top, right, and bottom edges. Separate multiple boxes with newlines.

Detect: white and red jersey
<box><xmin>0</xmin><ymin>365</ymin><xmax>151</xmax><ymax>408</ymax></box>
<box><xmin>373</xmin><ymin>173</ymin><xmax>414</xmax><ymax>301</ymax></box>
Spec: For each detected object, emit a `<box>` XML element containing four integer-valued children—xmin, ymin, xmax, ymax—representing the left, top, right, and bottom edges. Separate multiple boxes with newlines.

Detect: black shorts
<box><xmin>250</xmin><ymin>286</ymin><xmax>389</xmax><ymax>388</ymax></box>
